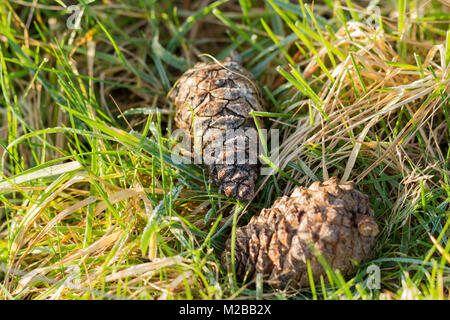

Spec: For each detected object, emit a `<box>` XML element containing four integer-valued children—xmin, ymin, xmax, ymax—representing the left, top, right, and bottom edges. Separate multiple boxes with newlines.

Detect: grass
<box><xmin>0</xmin><ymin>0</ymin><xmax>448</xmax><ymax>300</ymax></box>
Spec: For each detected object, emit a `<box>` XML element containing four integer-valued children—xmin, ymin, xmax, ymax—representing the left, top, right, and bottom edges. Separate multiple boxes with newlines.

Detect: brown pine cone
<box><xmin>222</xmin><ymin>177</ymin><xmax>379</xmax><ymax>289</ymax></box>
<box><xmin>169</xmin><ymin>53</ymin><xmax>263</xmax><ymax>201</ymax></box>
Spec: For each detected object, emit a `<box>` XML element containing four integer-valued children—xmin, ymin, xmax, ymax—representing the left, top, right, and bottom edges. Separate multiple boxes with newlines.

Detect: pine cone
<box><xmin>222</xmin><ymin>177</ymin><xmax>379</xmax><ymax>289</ymax></box>
<box><xmin>169</xmin><ymin>53</ymin><xmax>263</xmax><ymax>201</ymax></box>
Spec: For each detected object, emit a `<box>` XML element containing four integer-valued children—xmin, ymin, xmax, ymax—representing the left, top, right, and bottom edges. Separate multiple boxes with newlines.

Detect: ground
<box><xmin>0</xmin><ymin>0</ymin><xmax>449</xmax><ymax>300</ymax></box>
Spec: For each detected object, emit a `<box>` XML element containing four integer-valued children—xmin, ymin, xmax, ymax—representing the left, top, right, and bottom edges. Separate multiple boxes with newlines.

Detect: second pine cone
<box><xmin>222</xmin><ymin>177</ymin><xmax>379</xmax><ymax>289</ymax></box>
